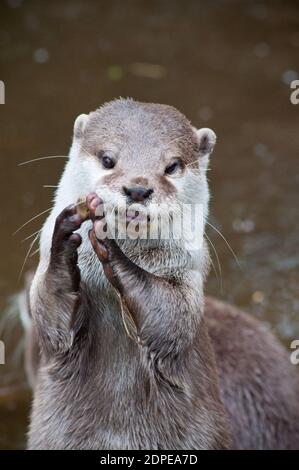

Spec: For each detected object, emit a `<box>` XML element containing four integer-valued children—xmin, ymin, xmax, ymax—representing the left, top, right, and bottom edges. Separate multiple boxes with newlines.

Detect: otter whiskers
<box><xmin>204</xmin><ymin>232</ymin><xmax>222</xmax><ymax>291</ymax></box>
<box><xmin>206</xmin><ymin>221</ymin><xmax>240</xmax><ymax>268</ymax></box>
<box><xmin>172</xmin><ymin>203</ymin><xmax>223</xmax><ymax>287</ymax></box>
<box><xmin>18</xmin><ymin>232</ymin><xmax>40</xmax><ymax>281</ymax></box>
<box><xmin>13</xmin><ymin>207</ymin><xmax>52</xmax><ymax>236</ymax></box>
<box><xmin>18</xmin><ymin>156</ymin><xmax>68</xmax><ymax>166</ymax></box>
<box><xmin>30</xmin><ymin>248</ymin><xmax>40</xmax><ymax>258</ymax></box>
<box><xmin>22</xmin><ymin>229</ymin><xmax>42</xmax><ymax>243</ymax></box>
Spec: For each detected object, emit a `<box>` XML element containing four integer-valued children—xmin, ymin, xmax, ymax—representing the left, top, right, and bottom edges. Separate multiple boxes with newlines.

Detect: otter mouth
<box><xmin>125</xmin><ymin>209</ymin><xmax>149</xmax><ymax>223</ymax></box>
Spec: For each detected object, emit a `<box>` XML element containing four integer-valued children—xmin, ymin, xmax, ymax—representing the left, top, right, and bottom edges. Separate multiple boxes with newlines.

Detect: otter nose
<box><xmin>123</xmin><ymin>186</ymin><xmax>153</xmax><ymax>203</ymax></box>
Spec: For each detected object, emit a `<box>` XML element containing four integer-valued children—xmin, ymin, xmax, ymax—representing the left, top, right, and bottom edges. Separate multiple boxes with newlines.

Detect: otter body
<box><xmin>27</xmin><ymin>99</ymin><xmax>299</xmax><ymax>449</ymax></box>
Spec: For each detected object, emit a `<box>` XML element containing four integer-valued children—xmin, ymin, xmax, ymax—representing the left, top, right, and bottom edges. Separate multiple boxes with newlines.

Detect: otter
<box><xmin>26</xmin><ymin>98</ymin><xmax>299</xmax><ymax>449</ymax></box>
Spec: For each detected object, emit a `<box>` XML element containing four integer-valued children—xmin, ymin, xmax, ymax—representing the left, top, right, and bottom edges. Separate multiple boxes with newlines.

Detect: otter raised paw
<box><xmin>30</xmin><ymin>204</ymin><xmax>86</xmax><ymax>356</ymax></box>
<box><xmin>86</xmin><ymin>193</ymin><xmax>130</xmax><ymax>293</ymax></box>
<box><xmin>49</xmin><ymin>204</ymin><xmax>83</xmax><ymax>289</ymax></box>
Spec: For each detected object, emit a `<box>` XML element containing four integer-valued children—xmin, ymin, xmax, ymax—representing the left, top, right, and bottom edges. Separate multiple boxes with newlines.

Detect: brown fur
<box><xmin>206</xmin><ymin>297</ymin><xmax>299</xmax><ymax>449</ymax></box>
<box><xmin>26</xmin><ymin>294</ymin><xmax>299</xmax><ymax>450</ymax></box>
<box><xmin>26</xmin><ymin>99</ymin><xmax>299</xmax><ymax>450</ymax></box>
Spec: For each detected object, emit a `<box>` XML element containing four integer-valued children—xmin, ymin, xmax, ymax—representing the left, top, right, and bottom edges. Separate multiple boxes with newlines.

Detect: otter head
<box><xmin>70</xmin><ymin>98</ymin><xmax>216</xmax><ymax>244</ymax></box>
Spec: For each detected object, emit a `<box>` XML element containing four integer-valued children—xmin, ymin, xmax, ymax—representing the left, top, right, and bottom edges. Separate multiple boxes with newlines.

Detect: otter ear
<box><xmin>193</xmin><ymin>127</ymin><xmax>216</xmax><ymax>171</ymax></box>
<box><xmin>195</xmin><ymin>128</ymin><xmax>217</xmax><ymax>157</ymax></box>
<box><xmin>73</xmin><ymin>113</ymin><xmax>88</xmax><ymax>140</ymax></box>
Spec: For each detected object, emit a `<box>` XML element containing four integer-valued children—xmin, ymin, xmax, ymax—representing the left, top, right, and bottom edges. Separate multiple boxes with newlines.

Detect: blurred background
<box><xmin>0</xmin><ymin>0</ymin><xmax>298</xmax><ymax>449</ymax></box>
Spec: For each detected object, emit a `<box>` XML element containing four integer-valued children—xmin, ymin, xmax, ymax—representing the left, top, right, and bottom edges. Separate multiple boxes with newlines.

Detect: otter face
<box><xmin>71</xmin><ymin>99</ymin><xmax>216</xmax><ymax>242</ymax></box>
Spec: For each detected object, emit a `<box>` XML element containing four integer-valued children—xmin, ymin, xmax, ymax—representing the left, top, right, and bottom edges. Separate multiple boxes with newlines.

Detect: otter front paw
<box><xmin>86</xmin><ymin>193</ymin><xmax>124</xmax><ymax>292</ymax></box>
<box><xmin>49</xmin><ymin>204</ymin><xmax>84</xmax><ymax>291</ymax></box>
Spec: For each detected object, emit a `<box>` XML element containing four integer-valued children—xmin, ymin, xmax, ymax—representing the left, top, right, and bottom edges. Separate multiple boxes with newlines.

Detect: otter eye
<box><xmin>101</xmin><ymin>155</ymin><xmax>115</xmax><ymax>169</ymax></box>
<box><xmin>165</xmin><ymin>160</ymin><xmax>181</xmax><ymax>175</ymax></box>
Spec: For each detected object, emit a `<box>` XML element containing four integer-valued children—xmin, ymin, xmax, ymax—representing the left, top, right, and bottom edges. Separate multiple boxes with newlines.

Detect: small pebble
<box><xmin>76</xmin><ymin>197</ymin><xmax>89</xmax><ymax>221</ymax></box>
<box><xmin>252</xmin><ymin>291</ymin><xmax>265</xmax><ymax>304</ymax></box>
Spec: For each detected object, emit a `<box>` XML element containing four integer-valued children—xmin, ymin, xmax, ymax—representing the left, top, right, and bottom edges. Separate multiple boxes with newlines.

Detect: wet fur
<box><xmin>27</xmin><ymin>99</ymin><xmax>299</xmax><ymax>449</ymax></box>
<box><xmin>27</xmin><ymin>295</ymin><xmax>299</xmax><ymax>449</ymax></box>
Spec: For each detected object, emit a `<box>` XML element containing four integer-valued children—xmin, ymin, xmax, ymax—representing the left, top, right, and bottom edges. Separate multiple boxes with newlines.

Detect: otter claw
<box><xmin>49</xmin><ymin>205</ymin><xmax>83</xmax><ymax>291</ymax></box>
<box><xmin>86</xmin><ymin>193</ymin><xmax>105</xmax><ymax>221</ymax></box>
